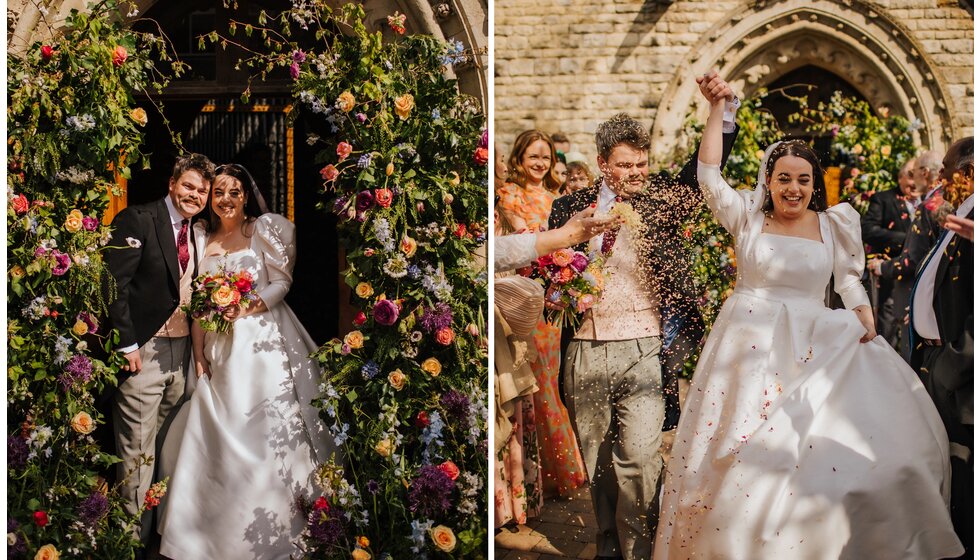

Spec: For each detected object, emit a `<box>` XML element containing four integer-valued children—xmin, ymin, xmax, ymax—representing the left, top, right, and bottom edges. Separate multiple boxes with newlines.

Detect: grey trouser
<box><xmin>112</xmin><ymin>335</ymin><xmax>188</xmax><ymax>542</ymax></box>
<box><xmin>564</xmin><ymin>337</ymin><xmax>665</xmax><ymax>560</ymax></box>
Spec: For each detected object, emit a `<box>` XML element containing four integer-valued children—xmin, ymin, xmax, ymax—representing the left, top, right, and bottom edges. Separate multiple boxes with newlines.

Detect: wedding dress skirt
<box><xmin>653</xmin><ymin>164</ymin><xmax>963</xmax><ymax>559</ymax></box>
<box><xmin>158</xmin><ymin>215</ymin><xmax>332</xmax><ymax>559</ymax></box>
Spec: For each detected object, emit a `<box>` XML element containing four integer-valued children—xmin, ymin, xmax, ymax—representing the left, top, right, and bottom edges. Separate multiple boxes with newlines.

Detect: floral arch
<box><xmin>650</xmin><ymin>0</ymin><xmax>956</xmax><ymax>163</ymax></box>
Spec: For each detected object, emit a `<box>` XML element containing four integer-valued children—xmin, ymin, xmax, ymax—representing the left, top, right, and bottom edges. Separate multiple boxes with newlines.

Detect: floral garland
<box><xmin>7</xmin><ymin>1</ymin><xmax>185</xmax><ymax>557</ymax></box>
<box><xmin>206</xmin><ymin>4</ymin><xmax>488</xmax><ymax>558</ymax></box>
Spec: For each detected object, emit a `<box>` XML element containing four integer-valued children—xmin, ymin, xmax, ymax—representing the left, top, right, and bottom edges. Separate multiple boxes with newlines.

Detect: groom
<box><xmin>548</xmin><ymin>78</ymin><xmax>738</xmax><ymax>560</ymax></box>
<box><xmin>105</xmin><ymin>153</ymin><xmax>215</xmax><ymax>544</ymax></box>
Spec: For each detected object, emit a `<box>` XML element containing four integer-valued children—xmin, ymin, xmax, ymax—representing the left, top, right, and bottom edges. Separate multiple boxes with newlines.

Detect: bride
<box><xmin>653</xmin><ymin>72</ymin><xmax>963</xmax><ymax>559</ymax></box>
<box><xmin>158</xmin><ymin>164</ymin><xmax>333</xmax><ymax>559</ymax></box>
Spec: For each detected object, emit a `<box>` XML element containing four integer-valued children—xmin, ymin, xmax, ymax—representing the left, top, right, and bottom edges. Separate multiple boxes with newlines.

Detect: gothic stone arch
<box><xmin>650</xmin><ymin>0</ymin><xmax>955</xmax><ymax>163</ymax></box>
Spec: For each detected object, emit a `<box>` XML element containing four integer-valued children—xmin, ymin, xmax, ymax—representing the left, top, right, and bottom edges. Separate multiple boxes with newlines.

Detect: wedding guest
<box><xmin>868</xmin><ymin>149</ymin><xmax>947</xmax><ymax>359</ymax></box>
<box><xmin>548</xmin><ymin>81</ymin><xmax>739</xmax><ymax>559</ymax></box>
<box><xmin>551</xmin><ymin>132</ymin><xmax>571</xmax><ymax>157</ymax></box>
<box><xmin>909</xmin><ymin>143</ymin><xmax>974</xmax><ymax>558</ymax></box>
<box><xmin>494</xmin><ymin>141</ymin><xmax>509</xmax><ymax>196</ymax></box>
<box><xmin>494</xmin><ymin>207</ymin><xmax>621</xmax><ymax>529</ymax></box>
<box><xmin>158</xmin><ymin>164</ymin><xmax>334</xmax><ymax>558</ymax></box>
<box><xmin>554</xmin><ymin>152</ymin><xmax>568</xmax><ymax>195</ymax></box>
<box><xmin>654</xmin><ymin>71</ymin><xmax>961</xmax><ymax>559</ymax></box>
<box><xmin>565</xmin><ymin>161</ymin><xmax>595</xmax><ymax>194</ymax></box>
<box><xmin>497</xmin><ymin>130</ymin><xmax>587</xmax><ymax>497</ymax></box>
<box><xmin>861</xmin><ymin>158</ymin><xmax>916</xmax><ymax>345</ymax></box>
<box><xmin>104</xmin><ymin>153</ymin><xmax>215</xmax><ymax>549</ymax></box>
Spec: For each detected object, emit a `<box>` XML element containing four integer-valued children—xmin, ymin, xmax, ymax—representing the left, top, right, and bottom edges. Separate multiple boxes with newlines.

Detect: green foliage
<box><xmin>6</xmin><ymin>1</ymin><xmax>183</xmax><ymax>556</ymax></box>
<box><xmin>205</xmin><ymin>3</ymin><xmax>488</xmax><ymax>558</ymax></box>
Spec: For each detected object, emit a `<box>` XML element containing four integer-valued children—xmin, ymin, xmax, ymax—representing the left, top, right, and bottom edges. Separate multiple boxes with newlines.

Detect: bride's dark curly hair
<box><xmin>763</xmin><ymin>140</ymin><xmax>828</xmax><ymax>212</ymax></box>
<box><xmin>203</xmin><ymin>163</ymin><xmax>271</xmax><ymax>233</ymax></box>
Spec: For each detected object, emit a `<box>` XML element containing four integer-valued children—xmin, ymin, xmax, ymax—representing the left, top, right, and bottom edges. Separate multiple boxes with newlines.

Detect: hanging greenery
<box><xmin>203</xmin><ymin>3</ymin><xmax>488</xmax><ymax>558</ymax></box>
<box><xmin>6</xmin><ymin>1</ymin><xmax>185</xmax><ymax>556</ymax></box>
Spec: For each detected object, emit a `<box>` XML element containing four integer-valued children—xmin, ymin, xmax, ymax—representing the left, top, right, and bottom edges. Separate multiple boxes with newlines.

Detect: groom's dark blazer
<box><xmin>548</xmin><ymin>128</ymin><xmax>738</xmax><ymax>430</ymax></box>
<box><xmin>105</xmin><ymin>197</ymin><xmax>195</xmax><ymax>374</ymax></box>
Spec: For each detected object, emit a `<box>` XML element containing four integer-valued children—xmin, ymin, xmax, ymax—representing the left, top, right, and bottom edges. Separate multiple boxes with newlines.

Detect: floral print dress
<box><xmin>497</xmin><ymin>182</ymin><xmax>588</xmax><ymax>497</ymax></box>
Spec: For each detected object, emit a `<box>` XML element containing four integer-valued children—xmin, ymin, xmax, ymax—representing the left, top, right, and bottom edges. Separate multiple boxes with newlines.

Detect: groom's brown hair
<box><xmin>595</xmin><ymin>113</ymin><xmax>650</xmax><ymax>159</ymax></box>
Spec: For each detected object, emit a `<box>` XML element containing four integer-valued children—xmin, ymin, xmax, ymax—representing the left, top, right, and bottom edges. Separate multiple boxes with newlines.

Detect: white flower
<box><xmin>7</xmin><ymin>532</ymin><xmax>16</xmax><ymax>546</ymax></box>
<box><xmin>125</xmin><ymin>237</ymin><xmax>142</xmax><ymax>248</ymax></box>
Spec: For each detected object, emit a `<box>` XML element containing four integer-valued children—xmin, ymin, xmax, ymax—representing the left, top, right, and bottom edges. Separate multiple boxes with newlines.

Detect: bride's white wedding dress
<box><xmin>653</xmin><ymin>162</ymin><xmax>963</xmax><ymax>559</ymax></box>
<box><xmin>158</xmin><ymin>214</ymin><xmax>333</xmax><ymax>559</ymax></box>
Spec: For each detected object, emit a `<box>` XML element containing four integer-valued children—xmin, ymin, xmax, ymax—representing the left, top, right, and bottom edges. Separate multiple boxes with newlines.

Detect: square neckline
<box><xmin>758</xmin><ymin>211</ymin><xmax>826</xmax><ymax>245</ymax></box>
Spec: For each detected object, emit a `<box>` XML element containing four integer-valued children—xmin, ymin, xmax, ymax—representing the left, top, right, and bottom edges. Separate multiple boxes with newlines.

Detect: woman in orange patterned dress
<box><xmin>497</xmin><ymin>130</ymin><xmax>588</xmax><ymax>497</ymax></box>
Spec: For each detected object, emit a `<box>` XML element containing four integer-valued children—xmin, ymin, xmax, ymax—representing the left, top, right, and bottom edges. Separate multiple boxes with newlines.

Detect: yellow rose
<box><xmin>64</xmin><ymin>209</ymin><xmax>84</xmax><ymax>233</ymax></box>
<box><xmin>430</xmin><ymin>525</ymin><xmax>457</xmax><ymax>553</ymax></box>
<box><xmin>35</xmin><ymin>544</ymin><xmax>60</xmax><ymax>560</ymax></box>
<box><xmin>72</xmin><ymin>319</ymin><xmax>89</xmax><ymax>337</ymax></box>
<box><xmin>337</xmin><ymin>91</ymin><xmax>356</xmax><ymax>113</ymax></box>
<box><xmin>393</xmin><ymin>93</ymin><xmax>414</xmax><ymax>120</ymax></box>
<box><xmin>853</xmin><ymin>144</ymin><xmax>863</xmax><ymax>155</ymax></box>
<box><xmin>352</xmin><ymin>549</ymin><xmax>371</xmax><ymax>560</ymax></box>
<box><xmin>421</xmin><ymin>357</ymin><xmax>442</xmax><ymax>377</ymax></box>
<box><xmin>388</xmin><ymin>369</ymin><xmax>407</xmax><ymax>390</ymax></box>
<box><xmin>344</xmin><ymin>330</ymin><xmax>364</xmax><ymax>349</ymax></box>
<box><xmin>10</xmin><ymin>265</ymin><xmax>25</xmax><ymax>279</ymax></box>
<box><xmin>375</xmin><ymin>438</ymin><xmax>393</xmax><ymax>457</ymax></box>
<box><xmin>881</xmin><ymin>145</ymin><xmax>892</xmax><ymax>157</ymax></box>
<box><xmin>357</xmin><ymin>536</ymin><xmax>370</xmax><ymax>548</ymax></box>
<box><xmin>211</xmin><ymin>284</ymin><xmax>236</xmax><ymax>307</ymax></box>
<box><xmin>400</xmin><ymin>236</ymin><xmax>417</xmax><ymax>257</ymax></box>
<box><xmin>355</xmin><ymin>282</ymin><xmax>374</xmax><ymax>298</ymax></box>
<box><xmin>131</xmin><ymin>107</ymin><xmax>148</xmax><ymax>126</ymax></box>
<box><xmin>70</xmin><ymin>411</ymin><xmax>96</xmax><ymax>434</ymax></box>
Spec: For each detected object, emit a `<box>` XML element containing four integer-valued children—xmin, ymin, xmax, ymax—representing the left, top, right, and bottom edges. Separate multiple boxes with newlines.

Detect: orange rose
<box><xmin>34</xmin><ymin>544</ymin><xmax>60</xmax><ymax>560</ymax></box>
<box><xmin>434</xmin><ymin>327</ymin><xmax>455</xmax><ymax>346</ymax></box>
<box><xmin>355</xmin><ymin>282</ymin><xmax>374</xmax><ymax>298</ymax></box>
<box><xmin>375</xmin><ymin>438</ymin><xmax>393</xmax><ymax>457</ymax></box>
<box><xmin>131</xmin><ymin>108</ymin><xmax>148</xmax><ymax>126</ymax></box>
<box><xmin>72</xmin><ymin>319</ymin><xmax>89</xmax><ymax>336</ymax></box>
<box><xmin>374</xmin><ymin>188</ymin><xmax>393</xmax><ymax>208</ymax></box>
<box><xmin>64</xmin><ymin>209</ymin><xmax>84</xmax><ymax>233</ymax></box>
<box><xmin>70</xmin><ymin>411</ymin><xmax>96</xmax><ymax>434</ymax></box>
<box><xmin>400</xmin><ymin>236</ymin><xmax>417</xmax><ymax>257</ymax></box>
<box><xmin>112</xmin><ymin>45</ymin><xmax>127</xmax><ymax>67</ymax></box>
<box><xmin>429</xmin><ymin>525</ymin><xmax>456</xmax><ymax>553</ymax></box>
<box><xmin>388</xmin><ymin>368</ymin><xmax>407</xmax><ymax>390</ymax></box>
<box><xmin>344</xmin><ymin>330</ymin><xmax>364</xmax><ymax>349</ymax></box>
<box><xmin>351</xmin><ymin>550</ymin><xmax>371</xmax><ymax>560</ymax></box>
<box><xmin>393</xmin><ymin>94</ymin><xmax>414</xmax><ymax>120</ymax></box>
<box><xmin>551</xmin><ymin>248</ymin><xmax>574</xmax><ymax>267</ymax></box>
<box><xmin>211</xmin><ymin>284</ymin><xmax>237</xmax><ymax>307</ymax></box>
<box><xmin>421</xmin><ymin>357</ymin><xmax>442</xmax><ymax>377</ymax></box>
<box><xmin>337</xmin><ymin>91</ymin><xmax>356</xmax><ymax>113</ymax></box>
<box><xmin>437</xmin><ymin>460</ymin><xmax>460</xmax><ymax>481</ymax></box>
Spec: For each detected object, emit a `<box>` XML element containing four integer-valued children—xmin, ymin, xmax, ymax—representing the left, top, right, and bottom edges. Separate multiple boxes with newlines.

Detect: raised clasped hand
<box><xmin>696</xmin><ymin>69</ymin><xmax>733</xmax><ymax>105</ymax></box>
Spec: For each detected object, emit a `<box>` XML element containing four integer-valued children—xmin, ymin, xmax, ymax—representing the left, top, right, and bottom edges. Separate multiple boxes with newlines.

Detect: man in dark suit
<box><xmin>908</xmin><ymin>138</ymin><xmax>973</xmax><ymax>558</ymax></box>
<box><xmin>546</xmin><ymin>77</ymin><xmax>738</xmax><ymax>560</ymax></box>
<box><xmin>861</xmin><ymin>158</ymin><xmax>917</xmax><ymax>345</ymax></box>
<box><xmin>105</xmin><ymin>153</ymin><xmax>215</xmax><ymax>544</ymax></box>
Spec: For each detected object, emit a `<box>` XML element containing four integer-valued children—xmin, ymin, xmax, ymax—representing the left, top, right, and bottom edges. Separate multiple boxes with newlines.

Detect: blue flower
<box><xmin>358</xmin><ymin>153</ymin><xmax>373</xmax><ymax>169</ymax></box>
<box><xmin>361</xmin><ymin>360</ymin><xmax>380</xmax><ymax>380</ymax></box>
<box><xmin>431</xmin><ymin>109</ymin><xmax>441</xmax><ymax>120</ymax></box>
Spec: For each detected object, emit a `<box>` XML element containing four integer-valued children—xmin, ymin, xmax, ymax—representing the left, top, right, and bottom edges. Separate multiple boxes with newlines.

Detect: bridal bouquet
<box><xmin>183</xmin><ymin>268</ymin><xmax>258</xmax><ymax>333</ymax></box>
<box><xmin>539</xmin><ymin>248</ymin><xmax>606</xmax><ymax>330</ymax></box>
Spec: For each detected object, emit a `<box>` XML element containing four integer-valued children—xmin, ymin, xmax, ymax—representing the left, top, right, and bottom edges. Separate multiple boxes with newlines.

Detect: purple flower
<box><xmin>408</xmin><ymin>465</ymin><xmax>455</xmax><ymax>517</ymax></box>
<box><xmin>373</xmin><ymin>299</ymin><xmax>400</xmax><ymax>326</ymax></box>
<box><xmin>82</xmin><ymin>216</ymin><xmax>98</xmax><ymax>231</ymax></box>
<box><xmin>341</xmin><ymin>343</ymin><xmax>352</xmax><ymax>355</ymax></box>
<box><xmin>77</xmin><ymin>311</ymin><xmax>98</xmax><ymax>334</ymax></box>
<box><xmin>292</xmin><ymin>49</ymin><xmax>306</xmax><ymax>63</ymax></box>
<box><xmin>289</xmin><ymin>62</ymin><xmax>300</xmax><ymax>80</ymax></box>
<box><xmin>34</xmin><ymin>246</ymin><xmax>48</xmax><ymax>257</ymax></box>
<box><xmin>51</xmin><ymin>250</ymin><xmax>71</xmax><ymax>276</ymax></box>
<box><xmin>479</xmin><ymin>128</ymin><xmax>488</xmax><ymax>149</ymax></box>
<box><xmin>307</xmin><ymin>506</ymin><xmax>344</xmax><ymax>546</ymax></box>
<box><xmin>361</xmin><ymin>360</ymin><xmax>380</xmax><ymax>380</ymax></box>
<box><xmin>78</xmin><ymin>492</ymin><xmax>109</xmax><ymax>525</ymax></box>
<box><xmin>366</xmin><ymin>479</ymin><xmax>380</xmax><ymax>495</ymax></box>
<box><xmin>60</xmin><ymin>354</ymin><xmax>93</xmax><ymax>390</ymax></box>
<box><xmin>440</xmin><ymin>390</ymin><xmax>470</xmax><ymax>420</ymax></box>
<box><xmin>356</xmin><ymin>190</ymin><xmax>375</xmax><ymax>212</ymax></box>
<box><xmin>355</xmin><ymin>112</ymin><xmax>368</xmax><ymax>123</ymax></box>
<box><xmin>570</xmin><ymin>252</ymin><xmax>589</xmax><ymax>273</ymax></box>
<box><xmin>7</xmin><ymin>435</ymin><xmax>29</xmax><ymax>469</ymax></box>
<box><xmin>332</xmin><ymin>196</ymin><xmax>351</xmax><ymax>216</ymax></box>
<box><xmin>419</xmin><ymin>302</ymin><xmax>453</xmax><ymax>333</ymax></box>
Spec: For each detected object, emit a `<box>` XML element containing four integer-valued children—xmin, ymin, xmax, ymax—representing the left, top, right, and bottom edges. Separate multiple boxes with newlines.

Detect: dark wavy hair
<box><xmin>171</xmin><ymin>153</ymin><xmax>216</xmax><ymax>183</ymax></box>
<box><xmin>763</xmin><ymin>140</ymin><xmax>828</xmax><ymax>212</ymax></box>
<box><xmin>506</xmin><ymin>130</ymin><xmax>563</xmax><ymax>193</ymax></box>
<box><xmin>204</xmin><ymin>164</ymin><xmax>270</xmax><ymax>233</ymax></box>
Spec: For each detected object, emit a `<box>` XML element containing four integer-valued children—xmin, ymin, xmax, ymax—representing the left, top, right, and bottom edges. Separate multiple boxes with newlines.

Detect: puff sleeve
<box><xmin>826</xmin><ymin>203</ymin><xmax>872</xmax><ymax>310</ymax></box>
<box><xmin>697</xmin><ymin>161</ymin><xmax>759</xmax><ymax>239</ymax></box>
<box><xmin>254</xmin><ymin>213</ymin><xmax>296</xmax><ymax>308</ymax></box>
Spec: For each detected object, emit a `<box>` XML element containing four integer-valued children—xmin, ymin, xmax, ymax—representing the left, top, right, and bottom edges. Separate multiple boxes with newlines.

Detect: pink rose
<box><xmin>353</xmin><ymin>311</ymin><xmax>367</xmax><ymax>326</ymax></box>
<box><xmin>12</xmin><ymin>194</ymin><xmax>28</xmax><ymax>215</ymax></box>
<box><xmin>112</xmin><ymin>45</ymin><xmax>127</xmax><ymax>67</ymax></box>
<box><xmin>374</xmin><ymin>188</ymin><xmax>393</xmax><ymax>208</ymax></box>
<box><xmin>576</xmin><ymin>294</ymin><xmax>596</xmax><ymax>313</ymax></box>
<box><xmin>434</xmin><ymin>327</ymin><xmax>455</xmax><ymax>346</ymax></box>
<box><xmin>336</xmin><ymin>142</ymin><xmax>352</xmax><ymax>161</ymax></box>
<box><xmin>373</xmin><ymin>299</ymin><xmax>400</xmax><ymax>326</ymax></box>
<box><xmin>551</xmin><ymin>248</ymin><xmax>574</xmax><ymax>267</ymax></box>
<box><xmin>570</xmin><ymin>252</ymin><xmax>589</xmax><ymax>272</ymax></box>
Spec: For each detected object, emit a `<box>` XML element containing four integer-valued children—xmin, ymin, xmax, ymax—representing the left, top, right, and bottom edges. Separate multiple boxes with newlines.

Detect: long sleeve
<box><xmin>255</xmin><ymin>213</ymin><xmax>296</xmax><ymax>308</ymax></box>
<box><xmin>826</xmin><ymin>203</ymin><xmax>872</xmax><ymax>310</ymax></box>
<box><xmin>105</xmin><ymin>207</ymin><xmax>145</xmax><ymax>349</ymax></box>
<box><xmin>494</xmin><ymin>233</ymin><xmax>539</xmax><ymax>273</ymax></box>
<box><xmin>696</xmin><ymin>161</ymin><xmax>756</xmax><ymax>239</ymax></box>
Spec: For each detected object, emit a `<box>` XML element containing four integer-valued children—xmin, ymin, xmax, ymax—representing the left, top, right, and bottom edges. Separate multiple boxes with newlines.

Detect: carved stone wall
<box><xmin>494</xmin><ymin>0</ymin><xmax>973</xmax><ymax>166</ymax></box>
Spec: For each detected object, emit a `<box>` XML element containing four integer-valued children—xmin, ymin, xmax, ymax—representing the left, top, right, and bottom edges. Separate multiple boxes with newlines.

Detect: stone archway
<box><xmin>650</xmin><ymin>0</ymin><xmax>956</xmax><ymax>163</ymax></box>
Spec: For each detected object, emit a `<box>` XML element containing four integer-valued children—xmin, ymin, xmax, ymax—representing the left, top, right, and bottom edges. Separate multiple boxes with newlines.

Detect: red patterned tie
<box><xmin>600</xmin><ymin>227</ymin><xmax>619</xmax><ymax>254</ymax></box>
<box><xmin>177</xmin><ymin>219</ymin><xmax>189</xmax><ymax>273</ymax></box>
